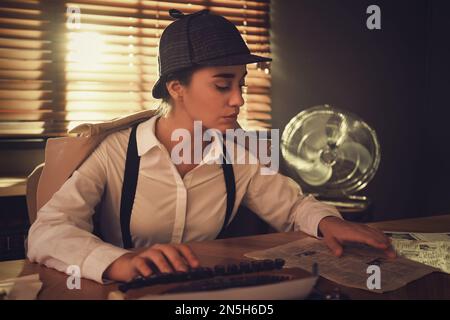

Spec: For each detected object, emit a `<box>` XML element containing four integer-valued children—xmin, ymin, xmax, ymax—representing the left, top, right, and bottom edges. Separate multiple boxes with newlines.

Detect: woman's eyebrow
<box><xmin>212</xmin><ymin>71</ymin><xmax>248</xmax><ymax>79</ymax></box>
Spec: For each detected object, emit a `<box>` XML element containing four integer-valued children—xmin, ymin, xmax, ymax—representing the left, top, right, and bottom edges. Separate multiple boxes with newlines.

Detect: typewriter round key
<box><xmin>190</xmin><ymin>268</ymin><xmax>208</xmax><ymax>279</ymax></box>
<box><xmin>203</xmin><ymin>267</ymin><xmax>214</xmax><ymax>277</ymax></box>
<box><xmin>214</xmin><ymin>265</ymin><xmax>226</xmax><ymax>275</ymax></box>
<box><xmin>172</xmin><ymin>271</ymin><xmax>189</xmax><ymax>281</ymax></box>
<box><xmin>250</xmin><ymin>261</ymin><xmax>261</xmax><ymax>272</ymax></box>
<box><xmin>239</xmin><ymin>261</ymin><xmax>251</xmax><ymax>273</ymax></box>
<box><xmin>274</xmin><ymin>258</ymin><xmax>285</xmax><ymax>269</ymax></box>
<box><xmin>226</xmin><ymin>264</ymin><xmax>240</xmax><ymax>275</ymax></box>
<box><xmin>158</xmin><ymin>273</ymin><xmax>173</xmax><ymax>284</ymax></box>
<box><xmin>262</xmin><ymin>259</ymin><xmax>275</xmax><ymax>270</ymax></box>
<box><xmin>255</xmin><ymin>261</ymin><xmax>266</xmax><ymax>271</ymax></box>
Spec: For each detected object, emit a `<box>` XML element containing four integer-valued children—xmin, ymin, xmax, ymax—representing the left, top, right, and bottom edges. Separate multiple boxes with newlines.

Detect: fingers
<box><xmin>340</xmin><ymin>225</ymin><xmax>398</xmax><ymax>259</ymax></box>
<box><xmin>152</xmin><ymin>244</ymin><xmax>189</xmax><ymax>272</ymax></box>
<box><xmin>359</xmin><ymin>234</ymin><xmax>396</xmax><ymax>259</ymax></box>
<box><xmin>359</xmin><ymin>227</ymin><xmax>396</xmax><ymax>259</ymax></box>
<box><xmin>345</xmin><ymin>225</ymin><xmax>391</xmax><ymax>250</ymax></box>
<box><xmin>383</xmin><ymin>245</ymin><xmax>397</xmax><ymax>259</ymax></box>
<box><xmin>367</xmin><ymin>227</ymin><xmax>392</xmax><ymax>247</ymax></box>
<box><xmin>138</xmin><ymin>248</ymin><xmax>174</xmax><ymax>273</ymax></box>
<box><xmin>322</xmin><ymin>220</ymin><xmax>398</xmax><ymax>260</ymax></box>
<box><xmin>367</xmin><ymin>230</ymin><xmax>397</xmax><ymax>259</ymax></box>
<box><xmin>175</xmin><ymin>244</ymin><xmax>201</xmax><ymax>268</ymax></box>
<box><xmin>133</xmin><ymin>256</ymin><xmax>153</xmax><ymax>278</ymax></box>
<box><xmin>133</xmin><ymin>243</ymin><xmax>201</xmax><ymax>277</ymax></box>
<box><xmin>324</xmin><ymin>236</ymin><xmax>343</xmax><ymax>257</ymax></box>
<box><xmin>360</xmin><ymin>234</ymin><xmax>389</xmax><ymax>250</ymax></box>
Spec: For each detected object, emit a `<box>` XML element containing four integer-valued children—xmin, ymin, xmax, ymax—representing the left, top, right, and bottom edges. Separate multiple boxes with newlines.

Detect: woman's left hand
<box><xmin>318</xmin><ymin>216</ymin><xmax>397</xmax><ymax>259</ymax></box>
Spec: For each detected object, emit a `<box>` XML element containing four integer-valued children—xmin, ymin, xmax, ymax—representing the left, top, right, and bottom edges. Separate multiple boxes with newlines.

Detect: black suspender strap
<box><xmin>119</xmin><ymin>125</ymin><xmax>236</xmax><ymax>248</ymax></box>
<box><xmin>120</xmin><ymin>124</ymin><xmax>140</xmax><ymax>249</ymax></box>
<box><xmin>216</xmin><ymin>142</ymin><xmax>236</xmax><ymax>239</ymax></box>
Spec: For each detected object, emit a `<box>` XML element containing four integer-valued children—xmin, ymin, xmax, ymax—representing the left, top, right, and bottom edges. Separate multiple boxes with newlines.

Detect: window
<box><xmin>0</xmin><ymin>0</ymin><xmax>271</xmax><ymax>137</ymax></box>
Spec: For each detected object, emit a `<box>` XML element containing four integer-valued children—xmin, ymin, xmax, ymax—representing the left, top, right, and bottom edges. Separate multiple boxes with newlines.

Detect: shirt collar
<box><xmin>136</xmin><ymin>115</ymin><xmax>226</xmax><ymax>163</ymax></box>
<box><xmin>136</xmin><ymin>115</ymin><xmax>161</xmax><ymax>156</ymax></box>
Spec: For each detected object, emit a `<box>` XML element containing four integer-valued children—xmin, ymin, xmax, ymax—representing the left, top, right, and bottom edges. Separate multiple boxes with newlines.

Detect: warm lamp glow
<box><xmin>66</xmin><ymin>31</ymin><xmax>106</xmax><ymax>68</ymax></box>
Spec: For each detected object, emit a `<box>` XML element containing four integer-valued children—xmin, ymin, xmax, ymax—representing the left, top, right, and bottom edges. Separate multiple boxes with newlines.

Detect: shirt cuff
<box><xmin>81</xmin><ymin>244</ymin><xmax>130</xmax><ymax>284</ymax></box>
<box><xmin>312</xmin><ymin>212</ymin><xmax>342</xmax><ymax>238</ymax></box>
<box><xmin>294</xmin><ymin>200</ymin><xmax>343</xmax><ymax>238</ymax></box>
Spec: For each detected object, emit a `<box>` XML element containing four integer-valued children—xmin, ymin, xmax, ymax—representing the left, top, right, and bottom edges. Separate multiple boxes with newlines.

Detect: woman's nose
<box><xmin>228</xmin><ymin>87</ymin><xmax>245</xmax><ymax>108</ymax></box>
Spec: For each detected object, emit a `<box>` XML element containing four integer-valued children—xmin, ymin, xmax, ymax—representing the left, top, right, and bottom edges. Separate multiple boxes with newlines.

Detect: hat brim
<box><xmin>195</xmin><ymin>52</ymin><xmax>272</xmax><ymax>67</ymax></box>
<box><xmin>152</xmin><ymin>53</ymin><xmax>272</xmax><ymax>99</ymax></box>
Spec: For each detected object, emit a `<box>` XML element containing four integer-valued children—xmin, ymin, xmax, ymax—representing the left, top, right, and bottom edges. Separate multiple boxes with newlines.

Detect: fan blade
<box><xmin>283</xmin><ymin>149</ymin><xmax>332</xmax><ymax>186</ymax></box>
<box><xmin>338</xmin><ymin>141</ymin><xmax>373</xmax><ymax>175</ymax></box>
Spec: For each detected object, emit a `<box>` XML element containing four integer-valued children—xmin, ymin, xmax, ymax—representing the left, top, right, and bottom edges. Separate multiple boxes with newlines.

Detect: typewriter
<box><xmin>108</xmin><ymin>259</ymin><xmax>349</xmax><ymax>300</ymax></box>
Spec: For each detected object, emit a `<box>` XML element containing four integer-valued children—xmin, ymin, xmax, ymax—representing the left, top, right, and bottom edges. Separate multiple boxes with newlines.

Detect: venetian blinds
<box><xmin>0</xmin><ymin>0</ymin><xmax>271</xmax><ymax>137</ymax></box>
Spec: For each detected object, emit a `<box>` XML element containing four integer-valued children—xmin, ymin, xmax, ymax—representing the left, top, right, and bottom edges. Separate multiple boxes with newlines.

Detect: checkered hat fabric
<box><xmin>152</xmin><ymin>9</ymin><xmax>271</xmax><ymax>99</ymax></box>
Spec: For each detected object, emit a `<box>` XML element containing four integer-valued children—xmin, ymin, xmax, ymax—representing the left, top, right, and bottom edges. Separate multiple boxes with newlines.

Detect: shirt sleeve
<box><xmin>26</xmin><ymin>138</ymin><xmax>130</xmax><ymax>284</ymax></box>
<box><xmin>242</xmin><ymin>164</ymin><xmax>343</xmax><ymax>238</ymax></box>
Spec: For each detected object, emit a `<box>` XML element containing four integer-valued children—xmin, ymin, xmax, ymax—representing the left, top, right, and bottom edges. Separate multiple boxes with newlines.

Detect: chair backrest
<box><xmin>26</xmin><ymin>163</ymin><xmax>44</xmax><ymax>225</ymax></box>
<box><xmin>35</xmin><ymin>110</ymin><xmax>157</xmax><ymax>213</ymax></box>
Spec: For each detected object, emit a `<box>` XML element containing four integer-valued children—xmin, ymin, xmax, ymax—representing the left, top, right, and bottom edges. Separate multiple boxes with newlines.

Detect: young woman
<box><xmin>27</xmin><ymin>9</ymin><xmax>395</xmax><ymax>284</ymax></box>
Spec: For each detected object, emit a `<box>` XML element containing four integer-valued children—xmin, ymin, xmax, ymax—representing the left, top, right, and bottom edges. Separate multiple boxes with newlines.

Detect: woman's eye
<box><xmin>215</xmin><ymin>85</ymin><xmax>230</xmax><ymax>92</ymax></box>
<box><xmin>215</xmin><ymin>84</ymin><xmax>247</xmax><ymax>92</ymax></box>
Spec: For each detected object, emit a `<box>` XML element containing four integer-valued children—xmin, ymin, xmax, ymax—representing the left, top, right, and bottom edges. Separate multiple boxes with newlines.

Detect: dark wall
<box><xmin>421</xmin><ymin>0</ymin><xmax>450</xmax><ymax>217</ymax></box>
<box><xmin>271</xmin><ymin>0</ymin><xmax>450</xmax><ymax>221</ymax></box>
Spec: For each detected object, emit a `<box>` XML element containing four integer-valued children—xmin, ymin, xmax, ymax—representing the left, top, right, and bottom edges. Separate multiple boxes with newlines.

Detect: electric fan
<box><xmin>281</xmin><ymin>105</ymin><xmax>380</xmax><ymax>211</ymax></box>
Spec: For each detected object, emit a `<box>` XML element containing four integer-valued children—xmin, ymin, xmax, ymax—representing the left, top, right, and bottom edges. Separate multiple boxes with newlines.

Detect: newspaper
<box><xmin>384</xmin><ymin>231</ymin><xmax>450</xmax><ymax>274</ymax></box>
<box><xmin>0</xmin><ymin>274</ymin><xmax>42</xmax><ymax>300</ymax></box>
<box><xmin>245</xmin><ymin>237</ymin><xmax>438</xmax><ymax>293</ymax></box>
<box><xmin>384</xmin><ymin>231</ymin><xmax>450</xmax><ymax>242</ymax></box>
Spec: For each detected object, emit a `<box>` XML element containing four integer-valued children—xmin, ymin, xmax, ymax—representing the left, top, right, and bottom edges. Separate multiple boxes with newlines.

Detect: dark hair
<box><xmin>155</xmin><ymin>65</ymin><xmax>202</xmax><ymax>116</ymax></box>
<box><xmin>160</xmin><ymin>65</ymin><xmax>203</xmax><ymax>104</ymax></box>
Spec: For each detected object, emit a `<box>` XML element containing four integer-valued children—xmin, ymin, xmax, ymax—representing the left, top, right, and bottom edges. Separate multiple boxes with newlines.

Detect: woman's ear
<box><xmin>166</xmin><ymin>80</ymin><xmax>184</xmax><ymax>101</ymax></box>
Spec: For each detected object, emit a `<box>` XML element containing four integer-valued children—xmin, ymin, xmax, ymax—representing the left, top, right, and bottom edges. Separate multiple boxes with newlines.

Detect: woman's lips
<box><xmin>223</xmin><ymin>114</ymin><xmax>238</xmax><ymax>120</ymax></box>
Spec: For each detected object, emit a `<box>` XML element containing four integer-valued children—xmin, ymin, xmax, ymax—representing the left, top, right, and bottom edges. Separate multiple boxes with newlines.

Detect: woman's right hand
<box><xmin>103</xmin><ymin>243</ymin><xmax>201</xmax><ymax>282</ymax></box>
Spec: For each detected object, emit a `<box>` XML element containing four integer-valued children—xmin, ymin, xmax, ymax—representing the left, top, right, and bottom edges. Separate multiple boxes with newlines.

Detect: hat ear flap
<box><xmin>169</xmin><ymin>8</ymin><xmax>210</xmax><ymax>20</ymax></box>
<box><xmin>169</xmin><ymin>9</ymin><xmax>185</xmax><ymax>19</ymax></box>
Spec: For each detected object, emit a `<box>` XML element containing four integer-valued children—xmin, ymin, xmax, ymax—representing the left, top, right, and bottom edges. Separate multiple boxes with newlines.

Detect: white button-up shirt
<box><xmin>27</xmin><ymin>116</ymin><xmax>342</xmax><ymax>283</ymax></box>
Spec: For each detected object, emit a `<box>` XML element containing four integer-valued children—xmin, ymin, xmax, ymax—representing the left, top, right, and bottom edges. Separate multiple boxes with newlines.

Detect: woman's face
<box><xmin>180</xmin><ymin>65</ymin><xmax>247</xmax><ymax>133</ymax></box>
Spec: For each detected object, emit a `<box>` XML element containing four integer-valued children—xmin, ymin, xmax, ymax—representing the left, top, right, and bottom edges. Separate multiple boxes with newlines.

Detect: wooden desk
<box><xmin>1</xmin><ymin>215</ymin><xmax>449</xmax><ymax>300</ymax></box>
